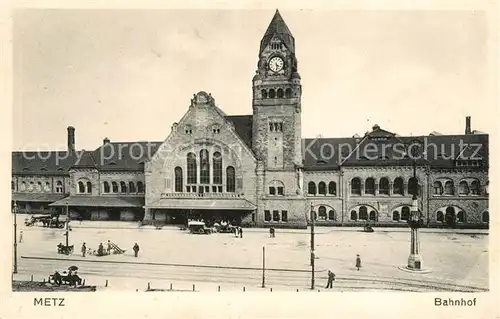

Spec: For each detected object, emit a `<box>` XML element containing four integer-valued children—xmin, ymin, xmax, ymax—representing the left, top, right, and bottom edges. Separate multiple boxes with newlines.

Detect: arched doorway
<box><xmin>445</xmin><ymin>207</ymin><xmax>456</xmax><ymax>227</ymax></box>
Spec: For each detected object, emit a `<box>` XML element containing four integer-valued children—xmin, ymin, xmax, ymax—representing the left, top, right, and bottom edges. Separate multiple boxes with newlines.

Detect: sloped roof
<box><xmin>90</xmin><ymin>141</ymin><xmax>163</xmax><ymax>171</ymax></box>
<box><xmin>12</xmin><ymin>151</ymin><xmax>81</xmax><ymax>175</ymax></box>
<box><xmin>260</xmin><ymin>10</ymin><xmax>295</xmax><ymax>54</ymax></box>
<box><xmin>303</xmin><ymin>126</ymin><xmax>489</xmax><ymax>170</ymax></box>
<box><xmin>225</xmin><ymin>115</ymin><xmax>253</xmax><ymax>149</ymax></box>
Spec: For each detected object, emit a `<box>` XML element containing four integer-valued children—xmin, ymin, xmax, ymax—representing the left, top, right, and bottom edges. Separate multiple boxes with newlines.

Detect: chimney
<box><xmin>103</xmin><ymin>137</ymin><xmax>110</xmax><ymax>145</ymax></box>
<box><xmin>465</xmin><ymin>116</ymin><xmax>471</xmax><ymax>135</ymax></box>
<box><xmin>67</xmin><ymin>126</ymin><xmax>75</xmax><ymax>152</ymax></box>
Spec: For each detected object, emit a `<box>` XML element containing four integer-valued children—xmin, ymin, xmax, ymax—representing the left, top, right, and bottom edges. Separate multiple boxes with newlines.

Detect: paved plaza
<box><xmin>13</xmin><ymin>220</ymin><xmax>489</xmax><ymax>292</ymax></box>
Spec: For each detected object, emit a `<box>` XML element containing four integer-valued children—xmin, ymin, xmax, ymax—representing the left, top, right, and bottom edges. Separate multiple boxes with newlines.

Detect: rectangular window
<box><xmin>281</xmin><ymin>210</ymin><xmax>288</xmax><ymax>222</ymax></box>
<box><xmin>186</xmin><ymin>186</ymin><xmax>191</xmax><ymax>192</ymax></box>
<box><xmin>273</xmin><ymin>210</ymin><xmax>280</xmax><ymax>222</ymax></box>
<box><xmin>252</xmin><ymin>213</ymin><xmax>256</xmax><ymax>223</ymax></box>
<box><xmin>212</xmin><ymin>186</ymin><xmax>217</xmax><ymax>193</ymax></box>
<box><xmin>218</xmin><ymin>186</ymin><xmax>223</xmax><ymax>193</ymax></box>
<box><xmin>192</xmin><ymin>186</ymin><xmax>197</xmax><ymax>193</ymax></box>
<box><xmin>264</xmin><ymin>210</ymin><xmax>271</xmax><ymax>222</ymax></box>
<box><xmin>269</xmin><ymin>187</ymin><xmax>276</xmax><ymax>195</ymax></box>
<box><xmin>277</xmin><ymin>187</ymin><xmax>284</xmax><ymax>195</ymax></box>
<box><xmin>205</xmin><ymin>186</ymin><xmax>210</xmax><ymax>192</ymax></box>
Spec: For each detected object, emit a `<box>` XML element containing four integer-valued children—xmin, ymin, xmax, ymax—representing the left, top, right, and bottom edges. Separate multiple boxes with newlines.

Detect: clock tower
<box><xmin>252</xmin><ymin>10</ymin><xmax>302</xmax><ymax>171</ymax></box>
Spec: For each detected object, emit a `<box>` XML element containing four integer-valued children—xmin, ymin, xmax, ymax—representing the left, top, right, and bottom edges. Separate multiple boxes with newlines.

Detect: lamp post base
<box><xmin>398</xmin><ymin>254</ymin><xmax>432</xmax><ymax>273</ymax></box>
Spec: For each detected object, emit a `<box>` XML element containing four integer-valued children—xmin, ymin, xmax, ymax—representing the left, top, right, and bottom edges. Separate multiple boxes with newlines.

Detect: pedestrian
<box><xmin>107</xmin><ymin>240</ymin><xmax>112</xmax><ymax>254</ymax></box>
<box><xmin>19</xmin><ymin>230</ymin><xmax>23</xmax><ymax>243</ymax></box>
<box><xmin>356</xmin><ymin>254</ymin><xmax>362</xmax><ymax>271</ymax></box>
<box><xmin>239</xmin><ymin>227</ymin><xmax>243</xmax><ymax>238</ymax></box>
<box><xmin>81</xmin><ymin>242</ymin><xmax>86</xmax><ymax>257</ymax></box>
<box><xmin>269</xmin><ymin>227</ymin><xmax>275</xmax><ymax>238</ymax></box>
<box><xmin>97</xmin><ymin>243</ymin><xmax>104</xmax><ymax>256</ymax></box>
<box><xmin>133</xmin><ymin>243</ymin><xmax>140</xmax><ymax>257</ymax></box>
<box><xmin>325</xmin><ymin>270</ymin><xmax>335</xmax><ymax>289</ymax></box>
<box><xmin>234</xmin><ymin>227</ymin><xmax>238</xmax><ymax>238</ymax></box>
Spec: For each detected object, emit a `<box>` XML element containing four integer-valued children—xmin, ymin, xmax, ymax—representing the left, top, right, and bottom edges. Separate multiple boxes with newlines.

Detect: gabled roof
<box><xmin>260</xmin><ymin>10</ymin><xmax>295</xmax><ymax>54</ymax></box>
<box><xmin>225</xmin><ymin>115</ymin><xmax>253</xmax><ymax>149</ymax></box>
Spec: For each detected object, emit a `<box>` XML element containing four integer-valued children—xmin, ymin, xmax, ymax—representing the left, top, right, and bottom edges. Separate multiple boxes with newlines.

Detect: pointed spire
<box><xmin>260</xmin><ymin>10</ymin><xmax>295</xmax><ymax>54</ymax></box>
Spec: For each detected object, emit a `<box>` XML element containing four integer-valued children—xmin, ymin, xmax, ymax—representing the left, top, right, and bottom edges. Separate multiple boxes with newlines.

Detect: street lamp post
<box><xmin>404</xmin><ymin>141</ymin><xmax>426</xmax><ymax>271</ymax></box>
<box><xmin>13</xmin><ymin>201</ymin><xmax>18</xmax><ymax>274</ymax></box>
<box><xmin>65</xmin><ymin>201</ymin><xmax>69</xmax><ymax>247</ymax></box>
<box><xmin>310</xmin><ymin>204</ymin><xmax>315</xmax><ymax>290</ymax></box>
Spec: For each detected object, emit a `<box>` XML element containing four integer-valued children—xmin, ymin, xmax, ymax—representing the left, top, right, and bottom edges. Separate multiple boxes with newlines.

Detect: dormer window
<box><xmin>212</xmin><ymin>124</ymin><xmax>221</xmax><ymax>134</ymax></box>
<box><xmin>185</xmin><ymin>125</ymin><xmax>193</xmax><ymax>135</ymax></box>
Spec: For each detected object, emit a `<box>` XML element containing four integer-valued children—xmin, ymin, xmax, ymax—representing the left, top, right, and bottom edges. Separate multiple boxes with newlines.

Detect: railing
<box><xmin>160</xmin><ymin>193</ymin><xmax>242</xmax><ymax>199</ymax></box>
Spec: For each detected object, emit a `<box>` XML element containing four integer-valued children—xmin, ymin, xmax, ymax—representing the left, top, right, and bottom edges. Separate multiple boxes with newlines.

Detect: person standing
<box><xmin>325</xmin><ymin>270</ymin><xmax>335</xmax><ymax>289</ymax></box>
<box><xmin>81</xmin><ymin>242</ymin><xmax>87</xmax><ymax>257</ymax></box>
<box><xmin>356</xmin><ymin>254</ymin><xmax>362</xmax><ymax>271</ymax></box>
<box><xmin>107</xmin><ymin>240</ymin><xmax>112</xmax><ymax>254</ymax></box>
<box><xmin>239</xmin><ymin>227</ymin><xmax>243</xmax><ymax>238</ymax></box>
<box><xmin>133</xmin><ymin>243</ymin><xmax>140</xmax><ymax>257</ymax></box>
<box><xmin>19</xmin><ymin>230</ymin><xmax>23</xmax><ymax>243</ymax></box>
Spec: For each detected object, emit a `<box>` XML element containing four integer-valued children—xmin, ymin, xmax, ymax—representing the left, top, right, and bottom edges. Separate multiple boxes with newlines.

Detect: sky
<box><xmin>12</xmin><ymin>9</ymin><xmax>496</xmax><ymax>151</ymax></box>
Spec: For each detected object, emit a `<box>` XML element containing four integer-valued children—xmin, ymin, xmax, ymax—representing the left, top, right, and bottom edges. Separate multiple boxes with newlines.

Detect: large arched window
<box><xmin>318</xmin><ymin>182</ymin><xmax>326</xmax><ymax>195</ymax></box>
<box><xmin>318</xmin><ymin>206</ymin><xmax>327</xmax><ymax>220</ymax></box>
<box><xmin>137</xmin><ymin>181</ymin><xmax>144</xmax><ymax>193</ymax></box>
<box><xmin>408</xmin><ymin>177</ymin><xmax>419</xmax><ymax>196</ymax></box>
<box><xmin>351</xmin><ymin>178</ymin><xmax>361</xmax><ymax>195</ymax></box>
<box><xmin>187</xmin><ymin>152</ymin><xmax>197</xmax><ymax>184</ymax></box>
<box><xmin>112</xmin><ymin>182</ymin><xmax>118</xmax><ymax>193</ymax></box>
<box><xmin>365</xmin><ymin>178</ymin><xmax>375</xmax><ymax>195</ymax></box>
<box><xmin>328</xmin><ymin>182</ymin><xmax>336</xmax><ymax>195</ymax></box>
<box><xmin>103</xmin><ymin>182</ymin><xmax>110</xmax><ymax>193</ymax></box>
<box><xmin>200</xmin><ymin>149</ymin><xmax>210</xmax><ymax>184</ymax></box>
<box><xmin>457</xmin><ymin>211</ymin><xmax>465</xmax><ymax>223</ymax></box>
<box><xmin>268</xmin><ymin>89</ymin><xmax>276</xmax><ymax>99</ymax></box>
<box><xmin>261</xmin><ymin>89</ymin><xmax>268</xmax><ymax>99</ymax></box>
<box><xmin>379</xmin><ymin>178</ymin><xmax>389</xmax><ymax>195</ymax></box>
<box><xmin>213</xmin><ymin>152</ymin><xmax>222</xmax><ymax>185</ymax></box>
<box><xmin>277</xmin><ymin>88</ymin><xmax>284</xmax><ymax>98</ymax></box>
<box><xmin>86</xmin><ymin>182</ymin><xmax>92</xmax><ymax>194</ymax></box>
<box><xmin>308</xmin><ymin>182</ymin><xmax>316</xmax><ymax>195</ymax></box>
<box><xmin>433</xmin><ymin>181</ymin><xmax>443</xmax><ymax>195</ymax></box>
<box><xmin>369</xmin><ymin>210</ymin><xmax>377</xmax><ymax>221</ymax></box>
<box><xmin>401</xmin><ymin>206</ymin><xmax>410</xmax><ymax>220</ymax></box>
<box><xmin>174</xmin><ymin>167</ymin><xmax>183</xmax><ymax>192</ymax></box>
<box><xmin>459</xmin><ymin>181</ymin><xmax>469</xmax><ymax>195</ymax></box>
<box><xmin>226</xmin><ymin>166</ymin><xmax>235</xmax><ymax>192</ymax></box>
<box><xmin>328</xmin><ymin>209</ymin><xmax>336</xmax><ymax>220</ymax></box>
<box><xmin>393</xmin><ymin>177</ymin><xmax>404</xmax><ymax>195</ymax></box>
<box><xmin>285</xmin><ymin>88</ymin><xmax>292</xmax><ymax>98</ymax></box>
<box><xmin>444</xmin><ymin>181</ymin><xmax>454</xmax><ymax>195</ymax></box>
<box><xmin>78</xmin><ymin>181</ymin><xmax>85</xmax><ymax>193</ymax></box>
<box><xmin>129</xmin><ymin>181</ymin><xmax>136</xmax><ymax>193</ymax></box>
<box><xmin>471</xmin><ymin>180</ymin><xmax>480</xmax><ymax>195</ymax></box>
<box><xmin>359</xmin><ymin>206</ymin><xmax>368</xmax><ymax>220</ymax></box>
<box><xmin>120</xmin><ymin>181</ymin><xmax>127</xmax><ymax>193</ymax></box>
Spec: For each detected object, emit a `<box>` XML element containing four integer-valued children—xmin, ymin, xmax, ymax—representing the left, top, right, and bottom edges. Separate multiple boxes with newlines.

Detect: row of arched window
<box><xmin>350</xmin><ymin>206</ymin><xmax>378</xmax><ymax>221</ymax></box>
<box><xmin>350</xmin><ymin>177</ymin><xmax>419</xmax><ymax>196</ymax></box>
<box><xmin>15</xmin><ymin>180</ymin><xmax>64</xmax><ymax>193</ymax></box>
<box><xmin>307</xmin><ymin>181</ymin><xmax>337</xmax><ymax>196</ymax></box>
<box><xmin>315</xmin><ymin>206</ymin><xmax>336</xmax><ymax>221</ymax></box>
<box><xmin>175</xmin><ymin>165</ymin><xmax>236</xmax><ymax>193</ymax></box>
<box><xmin>102</xmin><ymin>181</ymin><xmax>144</xmax><ymax>194</ymax></box>
<box><xmin>433</xmin><ymin>179</ymin><xmax>481</xmax><ymax>196</ymax></box>
<box><xmin>261</xmin><ymin>88</ymin><xmax>293</xmax><ymax>99</ymax></box>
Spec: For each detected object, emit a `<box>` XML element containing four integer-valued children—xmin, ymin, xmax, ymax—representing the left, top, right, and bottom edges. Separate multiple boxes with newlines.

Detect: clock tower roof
<box><xmin>260</xmin><ymin>10</ymin><xmax>295</xmax><ymax>54</ymax></box>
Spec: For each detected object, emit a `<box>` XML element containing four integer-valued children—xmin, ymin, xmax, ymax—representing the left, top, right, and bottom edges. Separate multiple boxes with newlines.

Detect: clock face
<box><xmin>268</xmin><ymin>56</ymin><xmax>284</xmax><ymax>72</ymax></box>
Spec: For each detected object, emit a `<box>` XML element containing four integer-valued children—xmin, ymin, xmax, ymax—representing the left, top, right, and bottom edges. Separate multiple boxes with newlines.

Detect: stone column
<box><xmin>374</xmin><ymin>182</ymin><xmax>379</xmax><ymax>195</ymax></box>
